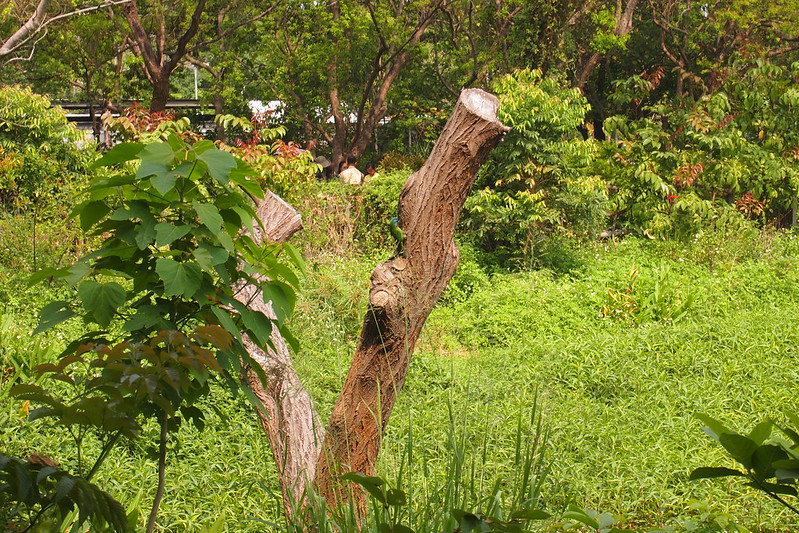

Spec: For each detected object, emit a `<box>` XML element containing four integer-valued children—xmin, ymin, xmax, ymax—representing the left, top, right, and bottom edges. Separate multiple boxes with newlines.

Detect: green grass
<box><xmin>3</xmin><ymin>224</ymin><xmax>799</xmax><ymax>531</ymax></box>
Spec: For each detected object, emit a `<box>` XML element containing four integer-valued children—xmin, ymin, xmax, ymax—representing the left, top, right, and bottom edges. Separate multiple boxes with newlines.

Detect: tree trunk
<box><xmin>314</xmin><ymin>88</ymin><xmax>508</xmax><ymax>508</ymax></box>
<box><xmin>150</xmin><ymin>76</ymin><xmax>170</xmax><ymax>113</ymax></box>
<box><xmin>235</xmin><ymin>192</ymin><xmax>324</xmax><ymax>518</ymax></box>
<box><xmin>240</xmin><ymin>90</ymin><xmax>507</xmax><ymax>518</ymax></box>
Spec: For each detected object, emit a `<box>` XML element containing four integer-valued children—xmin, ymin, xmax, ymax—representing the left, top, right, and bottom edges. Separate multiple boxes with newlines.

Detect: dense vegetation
<box><xmin>2</xmin><ymin>0</ymin><xmax>799</xmax><ymax>529</ymax></box>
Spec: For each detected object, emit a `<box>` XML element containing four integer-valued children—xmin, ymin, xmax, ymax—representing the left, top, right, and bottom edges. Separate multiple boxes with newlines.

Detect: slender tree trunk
<box><xmin>314</xmin><ymin>88</ymin><xmax>509</xmax><ymax>509</ymax></box>
<box><xmin>573</xmin><ymin>0</ymin><xmax>639</xmax><ymax>89</ymax></box>
<box><xmin>235</xmin><ymin>192</ymin><xmax>323</xmax><ymax>518</ymax></box>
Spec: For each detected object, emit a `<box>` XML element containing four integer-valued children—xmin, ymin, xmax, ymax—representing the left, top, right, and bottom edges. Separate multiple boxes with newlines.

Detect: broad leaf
<box><xmin>34</xmin><ymin>301</ymin><xmax>75</xmax><ymax>334</ymax></box>
<box><xmin>193</xmin><ymin>201</ymin><xmax>223</xmax><ymax>234</ymax></box>
<box><xmin>193</xmin><ymin>244</ymin><xmax>229</xmax><ymax>272</ymax></box>
<box><xmin>719</xmin><ymin>433</ymin><xmax>759</xmax><ymax>469</ymax></box>
<box><xmin>155</xmin><ymin>258</ymin><xmax>202</xmax><ymax>299</ymax></box>
<box><xmin>77</xmin><ymin>281</ymin><xmax>126</xmax><ymax>328</ymax></box>
<box><xmin>78</xmin><ymin>200</ymin><xmax>111</xmax><ymax>231</ymax></box>
<box><xmin>91</xmin><ymin>142</ymin><xmax>144</xmax><ymax>168</ymax></box>
<box><xmin>197</xmin><ymin>148</ymin><xmax>235</xmax><ymax>184</ymax></box>
<box><xmin>136</xmin><ymin>142</ymin><xmax>175</xmax><ymax>179</ymax></box>
<box><xmin>155</xmin><ymin>222</ymin><xmax>193</xmax><ymax>247</ymax></box>
<box><xmin>689</xmin><ymin>466</ymin><xmax>746</xmax><ymax>480</ymax></box>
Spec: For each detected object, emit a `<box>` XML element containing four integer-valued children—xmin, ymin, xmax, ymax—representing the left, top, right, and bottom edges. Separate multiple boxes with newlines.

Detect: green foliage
<box><xmin>601</xmin><ymin>58</ymin><xmax>799</xmax><ymax>238</ymax></box>
<box><xmin>601</xmin><ymin>264</ymin><xmax>694</xmax><ymax>324</ymax></box>
<box><xmin>691</xmin><ymin>412</ymin><xmax>799</xmax><ymax>516</ymax></box>
<box><xmin>0</xmin><ymin>452</ymin><xmax>128</xmax><ymax>533</ymax></box>
<box><xmin>0</xmin><ymin>86</ymin><xmax>94</xmax><ymax>215</ymax></box>
<box><xmin>464</xmin><ymin>69</ymin><xmax>608</xmax><ymax>267</ymax></box>
<box><xmin>10</xmin><ymin>134</ymin><xmax>301</xmax><ymax>530</ymax></box>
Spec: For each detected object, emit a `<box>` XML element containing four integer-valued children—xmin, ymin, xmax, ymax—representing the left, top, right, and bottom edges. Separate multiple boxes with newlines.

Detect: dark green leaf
<box><xmin>696</xmin><ymin>413</ymin><xmax>731</xmax><ymax>442</ymax></box>
<box><xmin>197</xmin><ymin>148</ymin><xmax>235</xmax><ymax>184</ymax></box>
<box><xmin>719</xmin><ymin>433</ymin><xmax>759</xmax><ymax>469</ymax></box>
<box><xmin>77</xmin><ymin>280</ymin><xmax>126</xmax><ymax>328</ymax></box>
<box><xmin>341</xmin><ymin>472</ymin><xmax>387</xmax><ymax>504</ymax></box>
<box><xmin>79</xmin><ymin>201</ymin><xmax>111</xmax><ymax>231</ymax></box>
<box><xmin>193</xmin><ymin>244</ymin><xmax>229</xmax><ymax>272</ymax></box>
<box><xmin>749</xmin><ymin>420</ymin><xmax>773</xmax><ymax>445</ymax></box>
<box><xmin>193</xmin><ymin>201</ymin><xmax>223</xmax><ymax>234</ymax></box>
<box><xmin>155</xmin><ymin>222</ymin><xmax>193</xmax><ymax>247</ymax></box>
<box><xmin>752</xmin><ymin>445</ymin><xmax>788</xmax><ymax>481</ymax></box>
<box><xmin>156</xmin><ymin>258</ymin><xmax>203</xmax><ymax>299</ymax></box>
<box><xmin>210</xmin><ymin>306</ymin><xmax>242</xmax><ymax>342</ymax></box>
<box><xmin>386</xmin><ymin>487</ymin><xmax>407</xmax><ymax>506</ymax></box>
<box><xmin>689</xmin><ymin>466</ymin><xmax>746</xmax><ymax>480</ymax></box>
<box><xmin>34</xmin><ymin>301</ymin><xmax>75</xmax><ymax>334</ymax></box>
<box><xmin>745</xmin><ymin>480</ymin><xmax>798</xmax><ymax>496</ymax></box>
<box><xmin>136</xmin><ymin>142</ymin><xmax>175</xmax><ymax>178</ymax></box>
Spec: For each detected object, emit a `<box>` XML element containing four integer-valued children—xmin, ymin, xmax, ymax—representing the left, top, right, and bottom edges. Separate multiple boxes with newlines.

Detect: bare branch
<box><xmin>0</xmin><ymin>0</ymin><xmax>133</xmax><ymax>61</ymax></box>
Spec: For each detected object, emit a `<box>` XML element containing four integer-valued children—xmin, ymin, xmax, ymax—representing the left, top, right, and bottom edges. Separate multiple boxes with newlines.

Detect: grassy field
<box><xmin>3</xmin><ymin>219</ymin><xmax>799</xmax><ymax>531</ymax></box>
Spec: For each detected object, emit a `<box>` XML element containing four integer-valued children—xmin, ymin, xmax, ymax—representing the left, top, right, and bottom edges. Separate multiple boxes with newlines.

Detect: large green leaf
<box><xmin>155</xmin><ymin>258</ymin><xmax>203</xmax><ymax>298</ymax></box>
<box><xmin>193</xmin><ymin>201</ymin><xmax>223</xmax><ymax>234</ymax></box>
<box><xmin>689</xmin><ymin>466</ymin><xmax>746</xmax><ymax>480</ymax></box>
<box><xmin>193</xmin><ymin>243</ymin><xmax>229</xmax><ymax>272</ymax></box>
<box><xmin>78</xmin><ymin>200</ymin><xmax>111</xmax><ymax>231</ymax></box>
<box><xmin>136</xmin><ymin>142</ymin><xmax>175</xmax><ymax>179</ymax></box>
<box><xmin>33</xmin><ymin>301</ymin><xmax>75</xmax><ymax>334</ymax></box>
<box><xmin>77</xmin><ymin>281</ymin><xmax>126</xmax><ymax>328</ymax></box>
<box><xmin>155</xmin><ymin>222</ymin><xmax>193</xmax><ymax>247</ymax></box>
<box><xmin>91</xmin><ymin>142</ymin><xmax>144</xmax><ymax>168</ymax></box>
<box><xmin>719</xmin><ymin>433</ymin><xmax>759</xmax><ymax>469</ymax></box>
<box><xmin>197</xmin><ymin>148</ymin><xmax>235</xmax><ymax>184</ymax></box>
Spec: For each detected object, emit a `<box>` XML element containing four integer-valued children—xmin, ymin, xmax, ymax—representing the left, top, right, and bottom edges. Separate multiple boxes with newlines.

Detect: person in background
<box><xmin>364</xmin><ymin>161</ymin><xmax>379</xmax><ymax>184</ymax></box>
<box><xmin>339</xmin><ymin>155</ymin><xmax>363</xmax><ymax>185</ymax></box>
<box><xmin>314</xmin><ymin>155</ymin><xmax>333</xmax><ymax>181</ymax></box>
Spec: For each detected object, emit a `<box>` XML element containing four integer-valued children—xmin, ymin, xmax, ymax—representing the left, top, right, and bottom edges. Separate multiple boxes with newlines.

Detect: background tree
<box><xmin>254</xmin><ymin>0</ymin><xmax>453</xmax><ymax>167</ymax></box>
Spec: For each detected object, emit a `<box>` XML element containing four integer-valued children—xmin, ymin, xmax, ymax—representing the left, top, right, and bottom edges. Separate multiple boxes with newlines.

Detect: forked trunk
<box><xmin>241</xmin><ymin>89</ymin><xmax>508</xmax><ymax>517</ymax></box>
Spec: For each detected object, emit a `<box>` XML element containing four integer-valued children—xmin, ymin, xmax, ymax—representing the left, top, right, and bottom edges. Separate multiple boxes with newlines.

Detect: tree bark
<box><xmin>235</xmin><ymin>192</ymin><xmax>324</xmax><ymax>518</ymax></box>
<box><xmin>239</xmin><ymin>90</ymin><xmax>507</xmax><ymax>517</ymax></box>
<box><xmin>314</xmin><ymin>88</ymin><xmax>508</xmax><ymax>508</ymax></box>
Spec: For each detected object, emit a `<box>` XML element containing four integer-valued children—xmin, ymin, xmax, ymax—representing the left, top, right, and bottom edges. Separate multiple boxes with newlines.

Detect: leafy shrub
<box><xmin>11</xmin><ymin>135</ymin><xmax>302</xmax><ymax>531</ymax></box>
<box><xmin>357</xmin><ymin>169</ymin><xmax>410</xmax><ymax>249</ymax></box>
<box><xmin>691</xmin><ymin>412</ymin><xmax>799</xmax><ymax>517</ymax></box>
<box><xmin>463</xmin><ymin>69</ymin><xmax>608</xmax><ymax>267</ymax></box>
<box><xmin>0</xmin><ymin>86</ymin><xmax>95</xmax><ymax>215</ymax></box>
<box><xmin>600</xmin><ymin>58</ymin><xmax>799</xmax><ymax>239</ymax></box>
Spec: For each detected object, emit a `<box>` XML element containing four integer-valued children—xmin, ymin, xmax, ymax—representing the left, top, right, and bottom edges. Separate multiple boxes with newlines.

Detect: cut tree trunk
<box><xmin>234</xmin><ymin>191</ymin><xmax>324</xmax><ymax>517</ymax></box>
<box><xmin>240</xmin><ymin>89</ymin><xmax>508</xmax><ymax>518</ymax></box>
<box><xmin>314</xmin><ymin>88</ymin><xmax>508</xmax><ymax>508</ymax></box>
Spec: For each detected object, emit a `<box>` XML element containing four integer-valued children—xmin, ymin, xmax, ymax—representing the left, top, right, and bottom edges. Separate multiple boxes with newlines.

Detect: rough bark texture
<box><xmin>235</xmin><ymin>192</ymin><xmax>323</xmax><ymax>516</ymax></box>
<box><xmin>314</xmin><ymin>88</ymin><xmax>509</xmax><ymax>507</ymax></box>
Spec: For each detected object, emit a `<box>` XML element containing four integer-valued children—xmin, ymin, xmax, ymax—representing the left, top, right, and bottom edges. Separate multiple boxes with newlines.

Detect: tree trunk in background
<box><xmin>314</xmin><ymin>88</ymin><xmax>508</xmax><ymax>509</ymax></box>
<box><xmin>573</xmin><ymin>0</ymin><xmax>639</xmax><ymax>89</ymax></box>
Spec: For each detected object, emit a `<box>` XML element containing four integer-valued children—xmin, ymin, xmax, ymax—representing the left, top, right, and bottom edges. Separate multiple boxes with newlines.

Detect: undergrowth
<box><xmin>3</xmin><ymin>202</ymin><xmax>799</xmax><ymax>530</ymax></box>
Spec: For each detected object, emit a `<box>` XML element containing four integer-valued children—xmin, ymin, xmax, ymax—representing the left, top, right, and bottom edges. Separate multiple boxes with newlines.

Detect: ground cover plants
<box><xmin>4</xmin><ymin>195</ymin><xmax>799</xmax><ymax>530</ymax></box>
